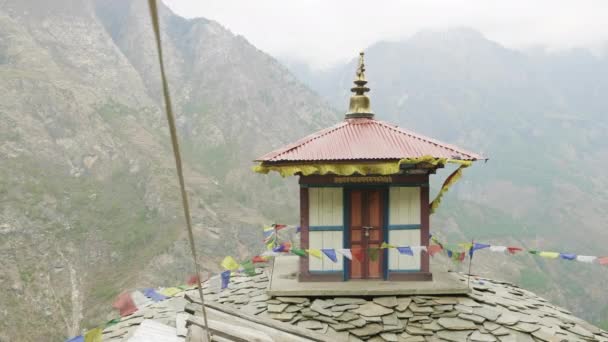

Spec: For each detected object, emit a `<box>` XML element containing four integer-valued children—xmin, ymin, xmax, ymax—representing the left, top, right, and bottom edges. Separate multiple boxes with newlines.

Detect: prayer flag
<box><xmin>220</xmin><ymin>270</ymin><xmax>231</xmax><ymax>289</ymax></box>
<box><xmin>397</xmin><ymin>246</ymin><xmax>413</xmax><ymax>256</ymax></box>
<box><xmin>159</xmin><ymin>287</ymin><xmax>181</xmax><ymax>297</ymax></box>
<box><xmin>261</xmin><ymin>251</ymin><xmax>281</xmax><ymax>257</ymax></box>
<box><xmin>598</xmin><ymin>257</ymin><xmax>608</xmax><ymax>265</ymax></box>
<box><xmin>351</xmin><ymin>247</ymin><xmax>364</xmax><ymax>262</ymax></box>
<box><xmin>427</xmin><ymin>245</ymin><xmax>442</xmax><ymax>256</ymax></box>
<box><xmin>143</xmin><ymin>288</ymin><xmax>166</xmax><ymax>302</ymax></box>
<box><xmin>307</xmin><ymin>249</ymin><xmax>322</xmax><ymax>259</ymax></box>
<box><xmin>322</xmin><ymin>249</ymin><xmax>338</xmax><ymax>263</ymax></box>
<box><xmin>369</xmin><ymin>247</ymin><xmax>380</xmax><ymax>261</ymax></box>
<box><xmin>105</xmin><ymin>318</ymin><xmax>121</xmax><ymax>327</ymax></box>
<box><xmin>528</xmin><ymin>250</ymin><xmax>539</xmax><ymax>255</ymax></box>
<box><xmin>559</xmin><ymin>253</ymin><xmax>576</xmax><ymax>261</ymax></box>
<box><xmin>66</xmin><ymin>336</ymin><xmax>84</xmax><ymax>342</ymax></box>
<box><xmin>296</xmin><ymin>226</ymin><xmax>301</xmax><ymax>233</ymax></box>
<box><xmin>381</xmin><ymin>242</ymin><xmax>396</xmax><ymax>249</ymax></box>
<box><xmin>446</xmin><ymin>249</ymin><xmax>453</xmax><ymax>258</ymax></box>
<box><xmin>263</xmin><ymin>225</ymin><xmax>276</xmax><ymax>250</ymax></box>
<box><xmin>411</xmin><ymin>246</ymin><xmax>428</xmax><ymax>255</ymax></box>
<box><xmin>208</xmin><ymin>275</ymin><xmax>221</xmax><ymax>291</ymax></box>
<box><xmin>221</xmin><ymin>256</ymin><xmax>240</xmax><ymax>271</ymax></box>
<box><xmin>470</xmin><ymin>243</ymin><xmax>490</xmax><ymax>257</ymax></box>
<box><xmin>240</xmin><ymin>260</ymin><xmax>256</xmax><ymax>276</ymax></box>
<box><xmin>84</xmin><ymin>328</ymin><xmax>102</xmax><ymax>342</ymax></box>
<box><xmin>489</xmin><ymin>246</ymin><xmax>507</xmax><ymax>253</ymax></box>
<box><xmin>539</xmin><ymin>252</ymin><xmax>559</xmax><ymax>259</ymax></box>
<box><xmin>336</xmin><ymin>249</ymin><xmax>353</xmax><ymax>260</ymax></box>
<box><xmin>507</xmin><ymin>247</ymin><xmax>523</xmax><ymax>254</ymax></box>
<box><xmin>112</xmin><ymin>292</ymin><xmax>137</xmax><ymax>317</ymax></box>
<box><xmin>273</xmin><ymin>224</ymin><xmax>287</xmax><ymax>230</ymax></box>
<box><xmin>291</xmin><ymin>248</ymin><xmax>307</xmax><ymax>257</ymax></box>
<box><xmin>576</xmin><ymin>255</ymin><xmax>597</xmax><ymax>263</ymax></box>
<box><xmin>187</xmin><ymin>275</ymin><xmax>200</xmax><ymax>286</ymax></box>
<box><xmin>252</xmin><ymin>255</ymin><xmax>269</xmax><ymax>263</ymax></box>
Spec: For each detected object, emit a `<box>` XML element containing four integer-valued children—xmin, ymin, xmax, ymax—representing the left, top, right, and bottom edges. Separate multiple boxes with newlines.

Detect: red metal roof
<box><xmin>256</xmin><ymin>118</ymin><xmax>485</xmax><ymax>162</ymax></box>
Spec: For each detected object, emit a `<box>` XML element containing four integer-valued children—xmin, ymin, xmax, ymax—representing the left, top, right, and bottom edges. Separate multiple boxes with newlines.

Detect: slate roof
<box><xmin>100</xmin><ymin>268</ymin><xmax>608</xmax><ymax>342</ymax></box>
<box><xmin>255</xmin><ymin>118</ymin><xmax>485</xmax><ymax>163</ymax></box>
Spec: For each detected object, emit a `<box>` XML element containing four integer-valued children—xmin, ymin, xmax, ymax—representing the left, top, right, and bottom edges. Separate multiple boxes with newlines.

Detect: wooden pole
<box><xmin>467</xmin><ymin>239</ymin><xmax>474</xmax><ymax>289</ymax></box>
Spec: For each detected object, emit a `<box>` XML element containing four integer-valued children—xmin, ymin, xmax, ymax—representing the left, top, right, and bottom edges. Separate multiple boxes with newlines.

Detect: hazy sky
<box><xmin>163</xmin><ymin>0</ymin><xmax>608</xmax><ymax>68</ymax></box>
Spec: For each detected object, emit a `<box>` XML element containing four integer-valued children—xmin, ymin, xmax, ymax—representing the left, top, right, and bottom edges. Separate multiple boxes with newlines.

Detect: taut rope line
<box><xmin>147</xmin><ymin>1</ymin><xmax>212</xmax><ymax>340</ymax></box>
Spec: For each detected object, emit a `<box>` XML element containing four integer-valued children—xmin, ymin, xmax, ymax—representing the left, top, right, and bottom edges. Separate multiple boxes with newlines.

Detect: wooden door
<box><xmin>349</xmin><ymin>189</ymin><xmax>384</xmax><ymax>279</ymax></box>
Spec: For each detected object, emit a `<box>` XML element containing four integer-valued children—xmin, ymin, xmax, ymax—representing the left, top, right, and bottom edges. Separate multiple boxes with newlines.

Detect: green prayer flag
<box><xmin>291</xmin><ymin>248</ymin><xmax>307</xmax><ymax>257</ymax></box>
<box><xmin>369</xmin><ymin>247</ymin><xmax>380</xmax><ymax>262</ymax></box>
<box><xmin>529</xmin><ymin>250</ymin><xmax>539</xmax><ymax>255</ymax></box>
<box><xmin>240</xmin><ymin>260</ymin><xmax>256</xmax><ymax>276</ymax></box>
<box><xmin>105</xmin><ymin>318</ymin><xmax>121</xmax><ymax>327</ymax></box>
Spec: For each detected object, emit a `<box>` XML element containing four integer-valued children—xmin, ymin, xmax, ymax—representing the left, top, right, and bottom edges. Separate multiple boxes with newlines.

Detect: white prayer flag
<box><xmin>410</xmin><ymin>246</ymin><xmax>427</xmax><ymax>254</ymax></box>
<box><xmin>489</xmin><ymin>246</ymin><xmax>507</xmax><ymax>253</ymax></box>
<box><xmin>336</xmin><ymin>249</ymin><xmax>353</xmax><ymax>260</ymax></box>
<box><xmin>576</xmin><ymin>255</ymin><xmax>597</xmax><ymax>263</ymax></box>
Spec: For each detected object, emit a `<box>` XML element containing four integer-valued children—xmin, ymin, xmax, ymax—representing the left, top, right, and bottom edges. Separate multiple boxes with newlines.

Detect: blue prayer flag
<box><xmin>143</xmin><ymin>288</ymin><xmax>167</xmax><ymax>302</ymax></box>
<box><xmin>397</xmin><ymin>246</ymin><xmax>414</xmax><ymax>256</ymax></box>
<box><xmin>321</xmin><ymin>249</ymin><xmax>338</xmax><ymax>263</ymax></box>
<box><xmin>221</xmin><ymin>270</ymin><xmax>231</xmax><ymax>289</ymax></box>
<box><xmin>447</xmin><ymin>250</ymin><xmax>453</xmax><ymax>258</ymax></box>
<box><xmin>560</xmin><ymin>253</ymin><xmax>576</xmax><ymax>260</ymax></box>
<box><xmin>470</xmin><ymin>243</ymin><xmax>491</xmax><ymax>257</ymax></box>
<box><xmin>65</xmin><ymin>336</ymin><xmax>84</xmax><ymax>342</ymax></box>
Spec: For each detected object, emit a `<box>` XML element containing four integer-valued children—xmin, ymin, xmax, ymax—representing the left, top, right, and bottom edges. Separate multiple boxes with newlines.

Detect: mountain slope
<box><xmin>0</xmin><ymin>1</ymin><xmax>336</xmax><ymax>340</ymax></box>
<box><xmin>286</xmin><ymin>28</ymin><xmax>608</xmax><ymax>327</ymax></box>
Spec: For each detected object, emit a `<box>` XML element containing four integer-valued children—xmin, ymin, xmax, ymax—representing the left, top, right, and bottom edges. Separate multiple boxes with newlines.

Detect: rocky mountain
<box><xmin>285</xmin><ymin>28</ymin><xmax>608</xmax><ymax>329</ymax></box>
<box><xmin>0</xmin><ymin>1</ymin><xmax>336</xmax><ymax>340</ymax></box>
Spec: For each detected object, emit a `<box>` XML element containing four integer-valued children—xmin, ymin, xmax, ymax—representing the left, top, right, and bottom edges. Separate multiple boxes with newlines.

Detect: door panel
<box><xmin>349</xmin><ymin>189</ymin><xmax>385</xmax><ymax>279</ymax></box>
<box><xmin>349</xmin><ymin>191</ymin><xmax>364</xmax><ymax>279</ymax></box>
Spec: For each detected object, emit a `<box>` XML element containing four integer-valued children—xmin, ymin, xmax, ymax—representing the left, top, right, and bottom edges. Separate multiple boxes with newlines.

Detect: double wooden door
<box><xmin>349</xmin><ymin>189</ymin><xmax>385</xmax><ymax>279</ymax></box>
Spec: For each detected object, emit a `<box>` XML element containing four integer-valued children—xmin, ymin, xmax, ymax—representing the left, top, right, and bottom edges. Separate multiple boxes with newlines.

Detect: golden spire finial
<box><xmin>356</xmin><ymin>52</ymin><xmax>366</xmax><ymax>81</ymax></box>
<box><xmin>346</xmin><ymin>51</ymin><xmax>374</xmax><ymax>119</ymax></box>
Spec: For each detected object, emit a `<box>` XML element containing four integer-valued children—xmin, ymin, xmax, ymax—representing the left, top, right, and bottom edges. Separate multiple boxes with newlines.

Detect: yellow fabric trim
<box><xmin>252</xmin><ymin>155</ymin><xmax>451</xmax><ymax>177</ymax></box>
<box><xmin>429</xmin><ymin>160</ymin><xmax>472</xmax><ymax>214</ymax></box>
<box><xmin>254</xmin><ymin>157</ymin><xmax>474</xmax><ymax>214</ymax></box>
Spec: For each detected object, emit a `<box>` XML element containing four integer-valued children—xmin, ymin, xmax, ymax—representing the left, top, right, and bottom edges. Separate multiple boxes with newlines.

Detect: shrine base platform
<box><xmin>267</xmin><ymin>256</ymin><xmax>470</xmax><ymax>297</ymax></box>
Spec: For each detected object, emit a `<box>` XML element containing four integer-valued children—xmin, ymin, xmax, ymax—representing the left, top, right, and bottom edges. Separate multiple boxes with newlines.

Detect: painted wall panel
<box><xmin>309</xmin><ymin>188</ymin><xmax>343</xmax><ymax>226</ymax></box>
<box><xmin>388</xmin><ymin>230</ymin><xmax>421</xmax><ymax>270</ymax></box>
<box><xmin>308</xmin><ymin>231</ymin><xmax>344</xmax><ymax>271</ymax></box>
<box><xmin>389</xmin><ymin>187</ymin><xmax>420</xmax><ymax>225</ymax></box>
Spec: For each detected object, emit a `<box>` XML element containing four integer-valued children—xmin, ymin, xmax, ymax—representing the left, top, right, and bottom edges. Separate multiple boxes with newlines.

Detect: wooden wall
<box><xmin>308</xmin><ymin>188</ymin><xmax>343</xmax><ymax>272</ymax></box>
<box><xmin>388</xmin><ymin>187</ymin><xmax>422</xmax><ymax>271</ymax></box>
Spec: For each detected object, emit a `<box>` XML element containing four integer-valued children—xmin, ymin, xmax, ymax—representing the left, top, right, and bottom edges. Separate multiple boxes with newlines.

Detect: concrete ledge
<box><xmin>268</xmin><ymin>256</ymin><xmax>469</xmax><ymax>297</ymax></box>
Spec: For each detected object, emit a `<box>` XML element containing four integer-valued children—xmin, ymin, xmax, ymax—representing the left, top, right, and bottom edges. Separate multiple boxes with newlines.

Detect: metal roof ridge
<box><xmin>254</xmin><ymin>120</ymin><xmax>349</xmax><ymax>162</ymax></box>
<box><xmin>373</xmin><ymin>119</ymin><xmax>486</xmax><ymax>160</ymax></box>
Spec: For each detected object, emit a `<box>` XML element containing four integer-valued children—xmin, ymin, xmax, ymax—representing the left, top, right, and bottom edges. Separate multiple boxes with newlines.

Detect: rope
<box><xmin>146</xmin><ymin>1</ymin><xmax>212</xmax><ymax>340</ymax></box>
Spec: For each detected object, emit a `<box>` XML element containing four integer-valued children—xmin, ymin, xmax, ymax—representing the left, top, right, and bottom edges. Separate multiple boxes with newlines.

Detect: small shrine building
<box><xmin>254</xmin><ymin>52</ymin><xmax>484</xmax><ymax>284</ymax></box>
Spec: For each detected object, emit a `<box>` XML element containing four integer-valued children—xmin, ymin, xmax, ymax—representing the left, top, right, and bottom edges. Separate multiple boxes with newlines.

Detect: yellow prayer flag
<box><xmin>539</xmin><ymin>252</ymin><xmax>559</xmax><ymax>259</ymax></box>
<box><xmin>381</xmin><ymin>242</ymin><xmax>396</xmax><ymax>249</ymax></box>
<box><xmin>307</xmin><ymin>249</ymin><xmax>322</xmax><ymax>259</ymax></box>
<box><xmin>84</xmin><ymin>328</ymin><xmax>102</xmax><ymax>342</ymax></box>
<box><xmin>221</xmin><ymin>256</ymin><xmax>240</xmax><ymax>271</ymax></box>
<box><xmin>159</xmin><ymin>287</ymin><xmax>182</xmax><ymax>297</ymax></box>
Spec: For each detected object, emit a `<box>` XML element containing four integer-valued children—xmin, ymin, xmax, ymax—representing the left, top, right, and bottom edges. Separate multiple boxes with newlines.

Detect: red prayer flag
<box><xmin>351</xmin><ymin>247</ymin><xmax>364</xmax><ymax>262</ymax></box>
<box><xmin>598</xmin><ymin>257</ymin><xmax>608</xmax><ymax>265</ymax></box>
<box><xmin>273</xmin><ymin>224</ymin><xmax>287</xmax><ymax>230</ymax></box>
<box><xmin>428</xmin><ymin>245</ymin><xmax>443</xmax><ymax>257</ymax></box>
<box><xmin>112</xmin><ymin>292</ymin><xmax>137</xmax><ymax>317</ymax></box>
<box><xmin>252</xmin><ymin>256</ymin><xmax>269</xmax><ymax>263</ymax></box>
<box><xmin>507</xmin><ymin>247</ymin><xmax>523</xmax><ymax>254</ymax></box>
<box><xmin>187</xmin><ymin>275</ymin><xmax>200</xmax><ymax>286</ymax></box>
